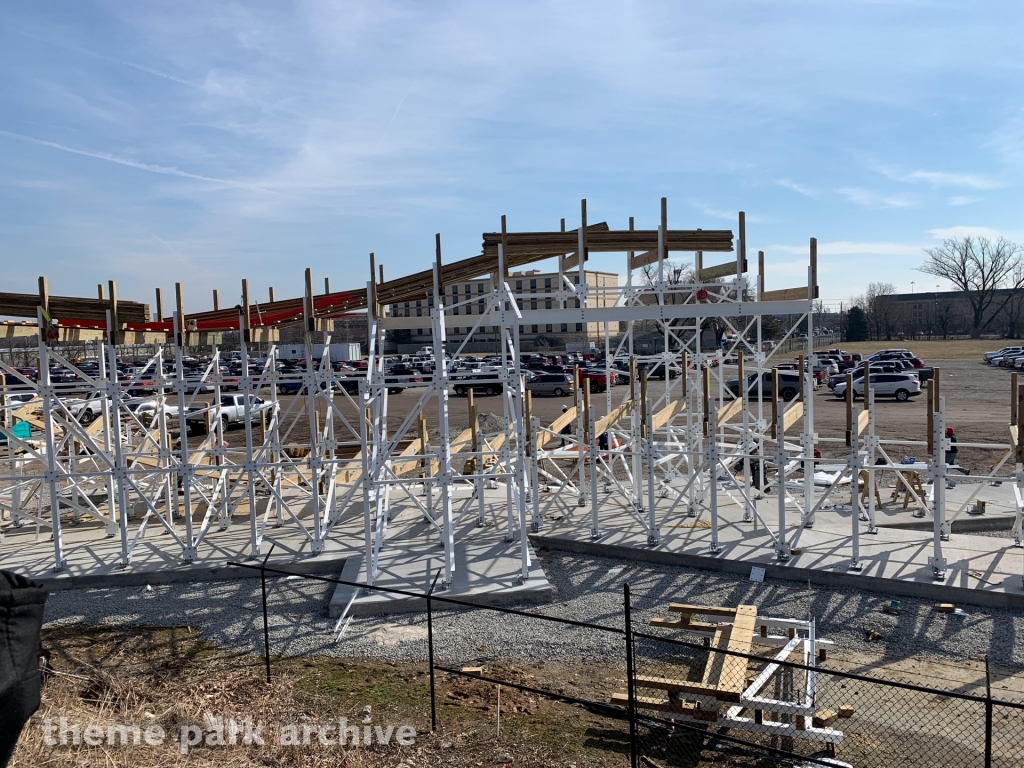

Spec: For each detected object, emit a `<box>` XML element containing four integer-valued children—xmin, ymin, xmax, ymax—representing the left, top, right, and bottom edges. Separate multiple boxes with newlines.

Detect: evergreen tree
<box><xmin>846</xmin><ymin>306</ymin><xmax>869</xmax><ymax>342</ymax></box>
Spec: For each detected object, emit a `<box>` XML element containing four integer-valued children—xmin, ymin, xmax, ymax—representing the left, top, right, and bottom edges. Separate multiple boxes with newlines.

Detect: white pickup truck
<box><xmin>212</xmin><ymin>394</ymin><xmax>272</xmax><ymax>429</ymax></box>
<box><xmin>63</xmin><ymin>392</ymin><xmax>107</xmax><ymax>425</ymax></box>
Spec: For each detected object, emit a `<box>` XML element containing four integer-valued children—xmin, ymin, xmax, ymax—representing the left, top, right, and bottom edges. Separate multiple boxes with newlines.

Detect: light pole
<box><xmin>911</xmin><ymin>281</ymin><xmax>915</xmax><ymax>294</ymax></box>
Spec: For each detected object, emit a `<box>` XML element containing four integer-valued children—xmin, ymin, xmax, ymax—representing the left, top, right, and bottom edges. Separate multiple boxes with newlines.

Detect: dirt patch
<box><xmin>10</xmin><ymin>624</ymin><xmax>630</xmax><ymax>768</ymax></box>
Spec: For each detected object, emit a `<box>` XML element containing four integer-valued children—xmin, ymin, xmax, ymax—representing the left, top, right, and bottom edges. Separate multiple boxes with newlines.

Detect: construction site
<box><xmin>3</xmin><ymin>200</ymin><xmax>1024</xmax><ymax>767</ymax></box>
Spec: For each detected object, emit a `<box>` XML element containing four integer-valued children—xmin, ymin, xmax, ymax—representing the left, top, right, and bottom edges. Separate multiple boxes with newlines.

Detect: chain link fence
<box><xmin>244</xmin><ymin>561</ymin><xmax>1023</xmax><ymax>768</ymax></box>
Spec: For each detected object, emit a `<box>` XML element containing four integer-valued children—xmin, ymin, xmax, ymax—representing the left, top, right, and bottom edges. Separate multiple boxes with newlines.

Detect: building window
<box><xmin>478</xmin><ymin>299</ymin><xmax>485</xmax><ymax>313</ymax></box>
<box><xmin>619</xmin><ymin>321</ymin><xmax>627</xmax><ymax>331</ymax></box>
<box><xmin>545</xmin><ymin>324</ymin><xmax>553</xmax><ymax>333</ymax></box>
<box><xmin>416</xmin><ymin>308</ymin><xmax>422</xmax><ymax>316</ymax></box>
<box><xmin>465</xmin><ymin>304</ymin><xmax>472</xmax><ymax>315</ymax></box>
<box><xmin>576</xmin><ymin>323</ymin><xmax>583</xmax><ymax>331</ymax></box>
<box><xmin>516</xmin><ymin>280</ymin><xmax>522</xmax><ymax>291</ymax></box>
<box><xmin>561</xmin><ymin>323</ymin><xmax>568</xmax><ymax>333</ymax></box>
<box><xmin>530</xmin><ymin>279</ymin><xmax>537</xmax><ymax>291</ymax></box>
<box><xmin>531</xmin><ymin>325</ymin><xmax>538</xmax><ymax>333</ymax></box>
<box><xmin>520</xmin><ymin>325</ymin><xmax>526</xmax><ymax>333</ymax></box>
<box><xmin>453</xmin><ymin>306</ymin><xmax>459</xmax><ymax>315</ymax></box>
<box><xmin>545</xmin><ymin>299</ymin><xmax>552</xmax><ymax>309</ymax></box>
<box><xmin>404</xmin><ymin>302</ymin><xmax>409</xmax><ymax>308</ymax></box>
<box><xmin>478</xmin><ymin>283</ymin><xmax>485</xmax><ymax>293</ymax></box>
<box><xmin>464</xmin><ymin>284</ymin><xmax>471</xmax><ymax>293</ymax></box>
<box><xmin>531</xmin><ymin>299</ymin><xmax>537</xmax><ymax>310</ymax></box>
<box><xmin>573</xmin><ymin>275</ymin><xmax>579</xmax><ymax>284</ymax></box>
<box><xmin>574</xmin><ymin>299</ymin><xmax>581</xmax><ymax>308</ymax></box>
<box><xmin>417</xmin><ymin>328</ymin><xmax>423</xmax><ymax>335</ymax></box>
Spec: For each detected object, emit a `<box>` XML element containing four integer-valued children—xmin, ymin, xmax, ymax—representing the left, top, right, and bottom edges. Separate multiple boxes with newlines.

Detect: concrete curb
<box><xmin>530</xmin><ymin>535</ymin><xmax>1024</xmax><ymax>611</ymax></box>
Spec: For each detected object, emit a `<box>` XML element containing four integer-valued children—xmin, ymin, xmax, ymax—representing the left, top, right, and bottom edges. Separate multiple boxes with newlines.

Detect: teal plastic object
<box><xmin>0</xmin><ymin>420</ymin><xmax>31</xmax><ymax>443</ymax></box>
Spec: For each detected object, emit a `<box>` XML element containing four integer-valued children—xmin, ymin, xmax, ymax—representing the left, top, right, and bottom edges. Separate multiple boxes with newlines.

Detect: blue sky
<box><xmin>1</xmin><ymin>1</ymin><xmax>1022</xmax><ymax>312</ymax></box>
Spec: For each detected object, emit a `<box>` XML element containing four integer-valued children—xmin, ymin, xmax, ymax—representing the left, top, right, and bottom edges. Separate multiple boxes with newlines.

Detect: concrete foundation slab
<box><xmin>532</xmin><ymin>486</ymin><xmax>1024</xmax><ymax>610</ymax></box>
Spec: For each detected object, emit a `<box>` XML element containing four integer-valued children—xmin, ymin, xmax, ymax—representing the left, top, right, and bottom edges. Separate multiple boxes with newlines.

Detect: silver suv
<box><xmin>525</xmin><ymin>373</ymin><xmax>573</xmax><ymax>397</ymax></box>
<box><xmin>833</xmin><ymin>373</ymin><xmax>921</xmax><ymax>402</ymax></box>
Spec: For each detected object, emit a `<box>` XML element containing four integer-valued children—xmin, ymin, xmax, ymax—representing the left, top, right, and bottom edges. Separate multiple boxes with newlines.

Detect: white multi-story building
<box><xmin>386</xmin><ymin>269</ymin><xmax>620</xmax><ymax>352</ymax></box>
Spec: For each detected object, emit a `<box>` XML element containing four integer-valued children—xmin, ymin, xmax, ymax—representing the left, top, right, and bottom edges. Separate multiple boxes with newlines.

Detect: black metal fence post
<box><xmin>623</xmin><ymin>583</ymin><xmax>639</xmax><ymax>768</ymax></box>
<box><xmin>427</xmin><ymin>568</ymin><xmax>441</xmax><ymax>733</ymax></box>
<box><xmin>985</xmin><ymin>654</ymin><xmax>992</xmax><ymax>768</ymax></box>
<box><xmin>259</xmin><ymin>543</ymin><xmax>276</xmax><ymax>684</ymax></box>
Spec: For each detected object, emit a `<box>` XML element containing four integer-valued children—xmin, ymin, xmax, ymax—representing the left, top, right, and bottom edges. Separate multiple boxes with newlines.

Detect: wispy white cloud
<box><xmin>687</xmin><ymin>200</ymin><xmax>764</xmax><ymax>223</ymax></box>
<box><xmin>771</xmin><ymin>241</ymin><xmax>926</xmax><ymax>257</ymax></box>
<box><xmin>873</xmin><ymin>164</ymin><xmax>1003</xmax><ymax>190</ymax></box>
<box><xmin>948</xmin><ymin>195</ymin><xmax>981</xmax><ymax>206</ymax></box>
<box><xmin>0</xmin><ymin>130</ymin><xmax>277</xmax><ymax>193</ymax></box>
<box><xmin>776</xmin><ymin>179</ymin><xmax>816</xmax><ymax>197</ymax></box>
<box><xmin>928</xmin><ymin>226</ymin><xmax>1006</xmax><ymax>240</ymax></box>
<box><xmin>837</xmin><ymin>187</ymin><xmax>913</xmax><ymax>208</ymax></box>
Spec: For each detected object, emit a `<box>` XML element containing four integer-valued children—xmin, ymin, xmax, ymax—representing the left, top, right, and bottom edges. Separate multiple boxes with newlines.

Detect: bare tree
<box><xmin>863</xmin><ymin>282</ymin><xmax>900</xmax><ymax>340</ymax></box>
<box><xmin>919</xmin><ymin>236</ymin><xmax>1024</xmax><ymax>338</ymax></box>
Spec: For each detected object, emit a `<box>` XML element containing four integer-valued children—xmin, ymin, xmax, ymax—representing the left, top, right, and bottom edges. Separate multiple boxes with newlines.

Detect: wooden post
<box><xmin>862</xmin><ymin>360</ymin><xmax>870</xmax><ymax>411</ymax></box>
<box><xmin>1012</xmin><ymin>372</ymin><xmax>1019</xmax><ymax>426</ymax></box>
<box><xmin>926</xmin><ymin>380</ymin><xmax>934</xmax><ymax>454</ymax></box>
<box><xmin>629</xmin><ymin>356</ymin><xmax>637</xmax><ymax>405</ymax></box>
<box><xmin>702</xmin><ymin>365</ymin><xmax>711</xmax><ymax>436</ymax></box>
<box><xmin>932</xmin><ymin>367</ymin><xmax>940</xmax><ymax>406</ymax></box>
<box><xmin>639</xmin><ymin>369</ymin><xmax>648</xmax><ymax>438</ymax></box>
<box><xmin>582</xmin><ymin>381</ymin><xmax>592</xmax><ymax>446</ymax></box>
<box><xmin>324</xmin><ymin>277</ymin><xmax>330</xmax><ymax>294</ymax></box>
<box><xmin>304</xmin><ymin>268</ymin><xmax>315</xmax><ymax>333</ymax></box>
<box><xmin>797</xmin><ymin>355</ymin><xmax>805</xmax><ymax>402</ymax></box>
<box><xmin>175</xmin><ymin>283</ymin><xmax>185</xmax><ymax>347</ymax></box>
<box><xmin>845</xmin><ymin>372</ymin><xmax>854</xmax><ymax>447</ymax></box>
<box><xmin>155</xmin><ymin>288</ymin><xmax>164</xmax><ymax>323</ymax></box>
<box><xmin>758</xmin><ymin>250</ymin><xmax>765</xmax><ymax>298</ymax></box>
<box><xmin>1017</xmin><ymin>387</ymin><xmax>1024</xmax><ymax>465</ymax></box>
<box><xmin>468</xmin><ymin>389</ymin><xmax>478</xmax><ymax>453</ymax></box>
<box><xmin>737</xmin><ymin>353</ymin><xmax>745</xmax><ymax>396</ymax></box>
<box><xmin>578</xmin><ymin>200</ymin><xmax>587</xmax><ymax>290</ymax></box>
<box><xmin>418</xmin><ymin>413</ymin><xmax>429</xmax><ymax>474</ymax></box>
<box><xmin>501</xmin><ymin>215</ymin><xmax>509</xmax><ymax>282</ymax></box>
<box><xmin>268</xmin><ymin>287</ymin><xmax>275</xmax><ymax>303</ymax></box>
<box><xmin>524</xmin><ymin>389</ymin><xmax>533</xmax><ymax>457</ymax></box>
<box><xmin>738</xmin><ymin>211</ymin><xmax>746</xmax><ymax>278</ymax></box>
<box><xmin>108</xmin><ymin>280</ymin><xmax>119</xmax><ymax>345</ymax></box>
<box><xmin>0</xmin><ymin>374</ymin><xmax>6</xmax><ymax>428</ymax></box>
<box><xmin>379</xmin><ymin>265</ymin><xmax>384</xmax><ymax>285</ymax></box>
<box><xmin>97</xmin><ymin>284</ymin><xmax>105</xmax><ymax>301</ymax></box>
<box><xmin>809</xmin><ymin>238</ymin><xmax>818</xmax><ymax>299</ymax></box>
<box><xmin>772</xmin><ymin>368</ymin><xmax>781</xmax><ymax>439</ymax></box>
<box><xmin>241</xmin><ymin>279</ymin><xmax>251</xmax><ymax>343</ymax></box>
<box><xmin>681</xmin><ymin>350</ymin><xmax>688</xmax><ymax>398</ymax></box>
<box><xmin>213</xmin><ymin>289</ymin><xmax>220</xmax><ymax>312</ymax></box>
<box><xmin>38</xmin><ymin>276</ymin><xmax>49</xmax><ymax>316</ymax></box>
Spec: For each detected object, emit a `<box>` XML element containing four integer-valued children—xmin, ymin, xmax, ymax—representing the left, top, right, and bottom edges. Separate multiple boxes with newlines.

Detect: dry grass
<box><xmin>822</xmin><ymin>338</ymin><xmax>1021</xmax><ymax>361</ymax></box>
<box><xmin>11</xmin><ymin>624</ymin><xmax>630</xmax><ymax>768</ymax></box>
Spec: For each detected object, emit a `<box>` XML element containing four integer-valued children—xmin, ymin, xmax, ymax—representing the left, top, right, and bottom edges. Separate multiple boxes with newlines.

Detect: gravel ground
<box><xmin>42</xmin><ymin>544</ymin><xmax>1024</xmax><ymax>693</ymax></box>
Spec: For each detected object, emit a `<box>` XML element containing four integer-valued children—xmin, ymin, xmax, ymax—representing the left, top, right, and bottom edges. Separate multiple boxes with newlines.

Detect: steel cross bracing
<box><xmin>3</xmin><ymin>201</ymin><xmax>1023</xmax><ymax>593</ymax></box>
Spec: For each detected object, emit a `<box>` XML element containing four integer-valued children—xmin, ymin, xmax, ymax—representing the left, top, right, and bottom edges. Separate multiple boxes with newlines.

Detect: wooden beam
<box><xmin>782</xmin><ymin>403</ymin><xmax>806</xmax><ymax>434</ymax></box>
<box><xmin>699</xmin><ymin>259</ymin><xmax>748</xmax><ymax>281</ymax></box>
<box><xmin>760</xmin><ymin>287</ymin><xmax>809</xmax><ymax>303</ymax></box>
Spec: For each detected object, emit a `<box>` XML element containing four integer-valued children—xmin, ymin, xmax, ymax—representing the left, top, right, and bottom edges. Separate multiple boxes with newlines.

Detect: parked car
<box><xmin>451</xmin><ymin>374</ymin><xmax>502</xmax><ymax>396</ymax></box>
<box><xmin>525</xmin><ymin>373</ymin><xmax>573</xmax><ymax>397</ymax></box>
<box><xmin>833</xmin><ymin>373</ymin><xmax>921</xmax><ymax>401</ymax></box>
<box><xmin>212</xmin><ymin>394</ymin><xmax>272</xmax><ymax>428</ymax></box>
<box><xmin>985</xmin><ymin>346</ymin><xmax>1023</xmax><ymax>363</ymax></box>
<box><xmin>726</xmin><ymin>371</ymin><xmax>803</xmax><ymax>401</ymax></box>
<box><xmin>579</xmin><ymin>370</ymin><xmax>615</xmax><ymax>393</ymax></box>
